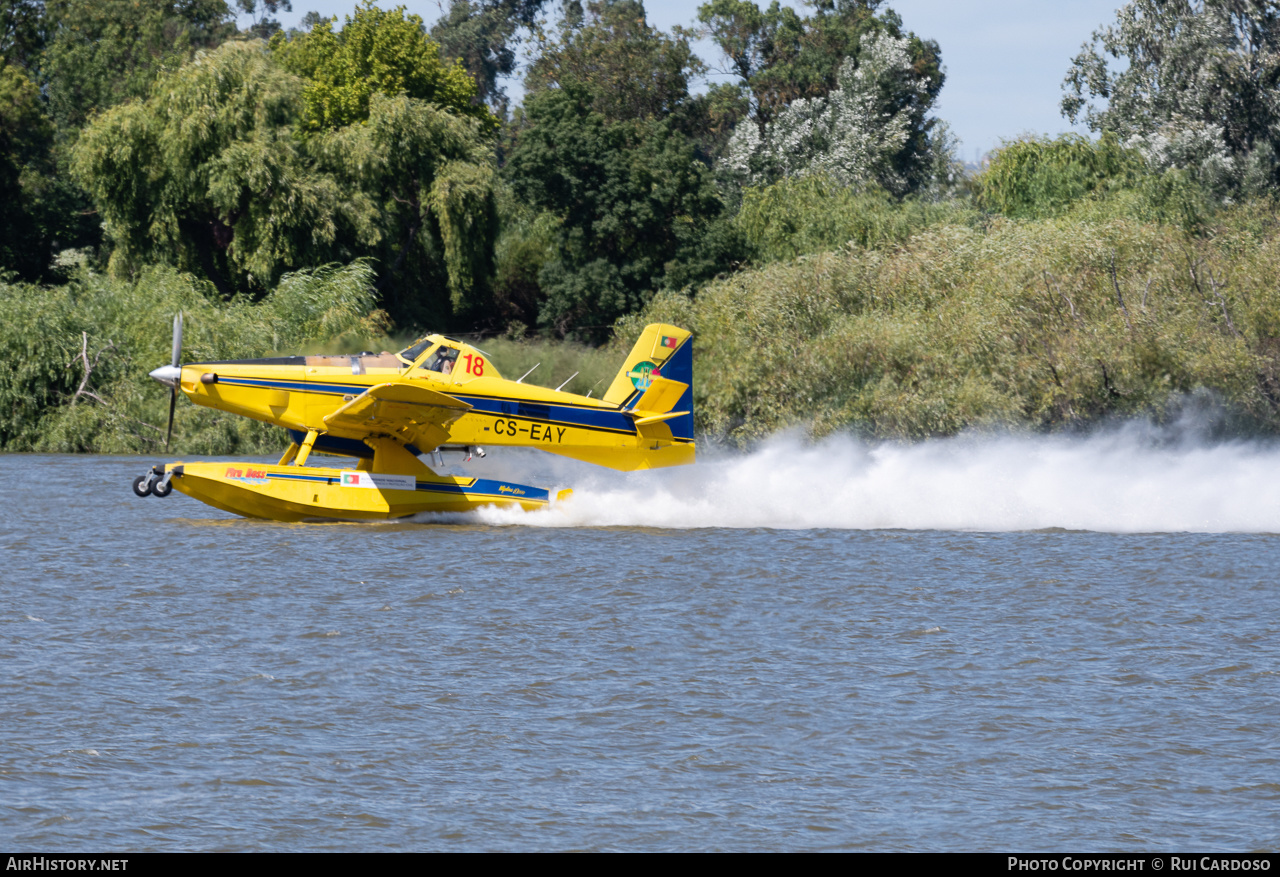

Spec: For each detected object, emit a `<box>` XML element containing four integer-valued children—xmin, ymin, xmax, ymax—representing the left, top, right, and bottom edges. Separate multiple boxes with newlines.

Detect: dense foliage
<box><xmin>506</xmin><ymin>83</ymin><xmax>727</xmax><ymax>338</ymax></box>
<box><xmin>430</xmin><ymin>0</ymin><xmax>547</xmax><ymax>111</ymax></box>
<box><xmin>270</xmin><ymin>1</ymin><xmax>491</xmax><ymax>131</ymax></box>
<box><xmin>499</xmin><ymin>1</ymin><xmax>749</xmax><ymax>340</ymax></box>
<box><xmin>0</xmin><ymin>262</ymin><xmax>386</xmax><ymax>453</ymax></box>
<box><xmin>43</xmin><ymin>0</ymin><xmax>234</xmax><ymax>133</ymax></box>
<box><xmin>72</xmin><ymin>16</ymin><xmax>500</xmax><ymax>325</ymax></box>
<box><xmin>735</xmin><ymin>175</ymin><xmax>978</xmax><ymax>262</ymax></box>
<box><xmin>977</xmin><ymin>134</ymin><xmax>1147</xmax><ymax>220</ymax></box>
<box><xmin>11</xmin><ymin>0</ymin><xmax>1280</xmax><ymax>454</ymax></box>
<box><xmin>696</xmin><ymin>0</ymin><xmax>942</xmax><ymax>127</ymax></box>
<box><xmin>722</xmin><ymin>29</ymin><xmax>955</xmax><ymax>196</ymax></box>
<box><xmin>627</xmin><ymin>205</ymin><xmax>1280</xmax><ymax>442</ymax></box>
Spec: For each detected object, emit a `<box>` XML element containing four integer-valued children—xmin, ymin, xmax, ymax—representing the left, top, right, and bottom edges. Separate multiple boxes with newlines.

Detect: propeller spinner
<box><xmin>147</xmin><ymin>312</ymin><xmax>183</xmax><ymax>448</ymax></box>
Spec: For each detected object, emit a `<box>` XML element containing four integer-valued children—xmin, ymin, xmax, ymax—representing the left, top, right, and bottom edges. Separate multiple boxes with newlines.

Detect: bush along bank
<box><xmin>625</xmin><ymin>206</ymin><xmax>1280</xmax><ymax>444</ymax></box>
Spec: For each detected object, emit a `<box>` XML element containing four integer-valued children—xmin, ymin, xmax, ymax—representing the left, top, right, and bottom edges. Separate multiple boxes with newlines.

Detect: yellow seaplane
<box><xmin>132</xmin><ymin>317</ymin><xmax>694</xmax><ymax>522</ymax></box>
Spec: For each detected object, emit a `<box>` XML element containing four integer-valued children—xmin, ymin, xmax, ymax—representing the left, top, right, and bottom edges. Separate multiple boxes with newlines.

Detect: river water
<box><xmin>3</xmin><ymin>428</ymin><xmax>1279</xmax><ymax>851</ymax></box>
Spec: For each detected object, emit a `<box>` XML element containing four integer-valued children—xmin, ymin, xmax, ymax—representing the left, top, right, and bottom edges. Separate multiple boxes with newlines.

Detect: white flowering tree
<box><xmin>1062</xmin><ymin>0</ymin><xmax>1280</xmax><ymax>193</ymax></box>
<box><xmin>722</xmin><ymin>31</ymin><xmax>956</xmax><ymax>197</ymax></box>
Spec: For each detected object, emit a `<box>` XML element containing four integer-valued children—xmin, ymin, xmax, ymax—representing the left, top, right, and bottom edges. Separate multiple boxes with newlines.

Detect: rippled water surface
<box><xmin>3</xmin><ymin>439</ymin><xmax>1280</xmax><ymax>851</ymax></box>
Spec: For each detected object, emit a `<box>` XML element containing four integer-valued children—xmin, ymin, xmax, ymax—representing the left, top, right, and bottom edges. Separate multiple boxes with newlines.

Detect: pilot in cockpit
<box><xmin>426</xmin><ymin>346</ymin><xmax>459</xmax><ymax>374</ymax></box>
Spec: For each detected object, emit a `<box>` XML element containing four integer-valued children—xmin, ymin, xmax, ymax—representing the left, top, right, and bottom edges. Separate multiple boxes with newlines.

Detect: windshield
<box><xmin>397</xmin><ymin>336</ymin><xmax>437</xmax><ymax>365</ymax></box>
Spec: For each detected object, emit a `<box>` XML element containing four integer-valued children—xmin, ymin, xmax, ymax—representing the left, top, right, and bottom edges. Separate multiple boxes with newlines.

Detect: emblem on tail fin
<box><xmin>628</xmin><ymin>361</ymin><xmax>659</xmax><ymax>389</ymax></box>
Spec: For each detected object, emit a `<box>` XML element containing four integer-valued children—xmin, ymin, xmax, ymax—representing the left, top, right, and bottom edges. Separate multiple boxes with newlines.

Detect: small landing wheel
<box><xmin>132</xmin><ymin>475</ymin><xmax>153</xmax><ymax>497</ymax></box>
<box><xmin>152</xmin><ymin>478</ymin><xmax>173</xmax><ymax>498</ymax></box>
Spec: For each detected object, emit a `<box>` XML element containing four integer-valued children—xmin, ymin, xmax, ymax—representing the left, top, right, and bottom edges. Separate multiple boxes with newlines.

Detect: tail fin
<box><xmin>604</xmin><ymin>324</ymin><xmax>694</xmax><ymax>442</ymax></box>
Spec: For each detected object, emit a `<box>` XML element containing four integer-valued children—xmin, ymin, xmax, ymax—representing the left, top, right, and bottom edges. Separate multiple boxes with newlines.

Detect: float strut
<box><xmin>295</xmin><ymin>430</ymin><xmax>320</xmax><ymax>467</ymax></box>
<box><xmin>278</xmin><ymin>442</ymin><xmax>300</xmax><ymax>466</ymax></box>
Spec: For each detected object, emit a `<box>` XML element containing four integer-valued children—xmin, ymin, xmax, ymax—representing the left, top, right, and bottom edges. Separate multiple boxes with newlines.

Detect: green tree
<box><xmin>0</xmin><ymin>61</ymin><xmax>52</xmax><ymax>278</ymax></box>
<box><xmin>238</xmin><ymin>0</ymin><xmax>293</xmax><ymax>41</ymax></box>
<box><xmin>522</xmin><ymin>0</ymin><xmax>745</xmax><ymax>158</ymax></box>
<box><xmin>700</xmin><ymin>0</ymin><xmax>948</xmax><ymax>196</ymax></box>
<box><xmin>43</xmin><ymin>0</ymin><xmax>233</xmax><ymax>133</ymax></box>
<box><xmin>504</xmin><ymin>1</ymin><xmax>749</xmax><ymax>337</ymax></box>
<box><xmin>318</xmin><ymin>92</ymin><xmax>500</xmax><ymax>324</ymax></box>
<box><xmin>72</xmin><ymin>39</ymin><xmax>499</xmax><ymax>328</ymax></box>
<box><xmin>722</xmin><ymin>28</ymin><xmax>956</xmax><ymax>197</ymax></box>
<box><xmin>977</xmin><ymin>134</ymin><xmax>1147</xmax><ymax>219</ymax></box>
<box><xmin>429</xmin><ymin>0</ymin><xmax>548</xmax><ymax>112</ymax></box>
<box><xmin>71</xmin><ymin>42</ymin><xmax>346</xmax><ymax>297</ymax></box>
<box><xmin>506</xmin><ymin>83</ymin><xmax>728</xmax><ymax>337</ymax></box>
<box><xmin>0</xmin><ymin>59</ymin><xmax>101</xmax><ymax>281</ymax></box>
<box><xmin>697</xmin><ymin>0</ymin><xmax>941</xmax><ymax>126</ymax></box>
<box><xmin>0</xmin><ymin>0</ymin><xmax>45</xmax><ymax>69</ymax></box>
<box><xmin>22</xmin><ymin>0</ymin><xmax>234</xmax><ymax>281</ymax></box>
<box><xmin>270</xmin><ymin>1</ymin><xmax>492</xmax><ymax>132</ymax></box>
<box><xmin>272</xmin><ymin>5</ymin><xmax>501</xmax><ymax>322</ymax></box>
<box><xmin>526</xmin><ymin>0</ymin><xmax>705</xmax><ymax>124</ymax></box>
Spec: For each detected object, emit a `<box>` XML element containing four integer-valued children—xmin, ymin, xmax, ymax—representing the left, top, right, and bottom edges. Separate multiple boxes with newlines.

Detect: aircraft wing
<box><xmin>322</xmin><ymin>382</ymin><xmax>472</xmax><ymax>452</ymax></box>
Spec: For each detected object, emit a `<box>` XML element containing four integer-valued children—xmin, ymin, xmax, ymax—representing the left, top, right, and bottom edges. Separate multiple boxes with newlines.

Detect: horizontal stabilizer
<box><xmin>629</xmin><ymin>376</ymin><xmax>688</xmax><ymax>415</ymax></box>
<box><xmin>633</xmin><ymin>411</ymin><xmax>690</xmax><ymax>426</ymax></box>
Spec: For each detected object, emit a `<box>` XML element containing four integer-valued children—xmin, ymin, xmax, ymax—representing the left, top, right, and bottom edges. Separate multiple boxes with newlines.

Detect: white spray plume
<box><xmin>425</xmin><ymin>420</ymin><xmax>1280</xmax><ymax>533</ymax></box>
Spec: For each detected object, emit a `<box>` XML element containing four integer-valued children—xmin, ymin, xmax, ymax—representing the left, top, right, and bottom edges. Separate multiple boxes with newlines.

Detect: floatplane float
<box><xmin>132</xmin><ymin>319</ymin><xmax>694</xmax><ymax>522</ymax></box>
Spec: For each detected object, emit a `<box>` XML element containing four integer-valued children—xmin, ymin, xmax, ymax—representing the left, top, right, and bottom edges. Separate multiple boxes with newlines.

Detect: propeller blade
<box><xmin>165</xmin><ymin>311</ymin><xmax>182</xmax><ymax>449</ymax></box>
<box><xmin>166</xmin><ymin>387</ymin><xmax>177</xmax><ymax>450</ymax></box>
<box><xmin>171</xmin><ymin>311</ymin><xmax>183</xmax><ymax>369</ymax></box>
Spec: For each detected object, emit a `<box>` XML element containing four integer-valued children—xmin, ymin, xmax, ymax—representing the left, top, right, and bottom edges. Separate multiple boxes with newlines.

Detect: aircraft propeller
<box><xmin>147</xmin><ymin>312</ymin><xmax>183</xmax><ymax>449</ymax></box>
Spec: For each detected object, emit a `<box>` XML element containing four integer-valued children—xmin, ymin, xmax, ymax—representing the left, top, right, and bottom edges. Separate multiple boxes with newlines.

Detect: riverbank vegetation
<box><xmin>6</xmin><ymin>0</ymin><xmax>1280</xmax><ymax>452</ymax></box>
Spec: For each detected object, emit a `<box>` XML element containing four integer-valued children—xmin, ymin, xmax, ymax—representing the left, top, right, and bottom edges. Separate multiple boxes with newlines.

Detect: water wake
<box><xmin>440</xmin><ymin>425</ymin><xmax>1280</xmax><ymax>533</ymax></box>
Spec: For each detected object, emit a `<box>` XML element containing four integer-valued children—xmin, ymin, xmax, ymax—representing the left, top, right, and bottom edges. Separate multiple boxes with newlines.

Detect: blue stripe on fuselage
<box><xmin>451</xmin><ymin>394</ymin><xmax>637</xmax><ymax>435</ymax></box>
<box><xmin>211</xmin><ymin>374</ymin><xmax>638</xmax><ymax>433</ymax></box>
<box><xmin>215</xmin><ymin>376</ymin><xmax>367</xmax><ymax>395</ymax></box>
<box><xmin>210</xmin><ymin>375</ymin><xmax>692</xmax><ymax>444</ymax></box>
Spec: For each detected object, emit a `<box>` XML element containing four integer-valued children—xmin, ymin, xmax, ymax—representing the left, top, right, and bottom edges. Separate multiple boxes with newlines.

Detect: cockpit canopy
<box><xmin>395</xmin><ymin>334</ymin><xmax>500</xmax><ymax>379</ymax></box>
